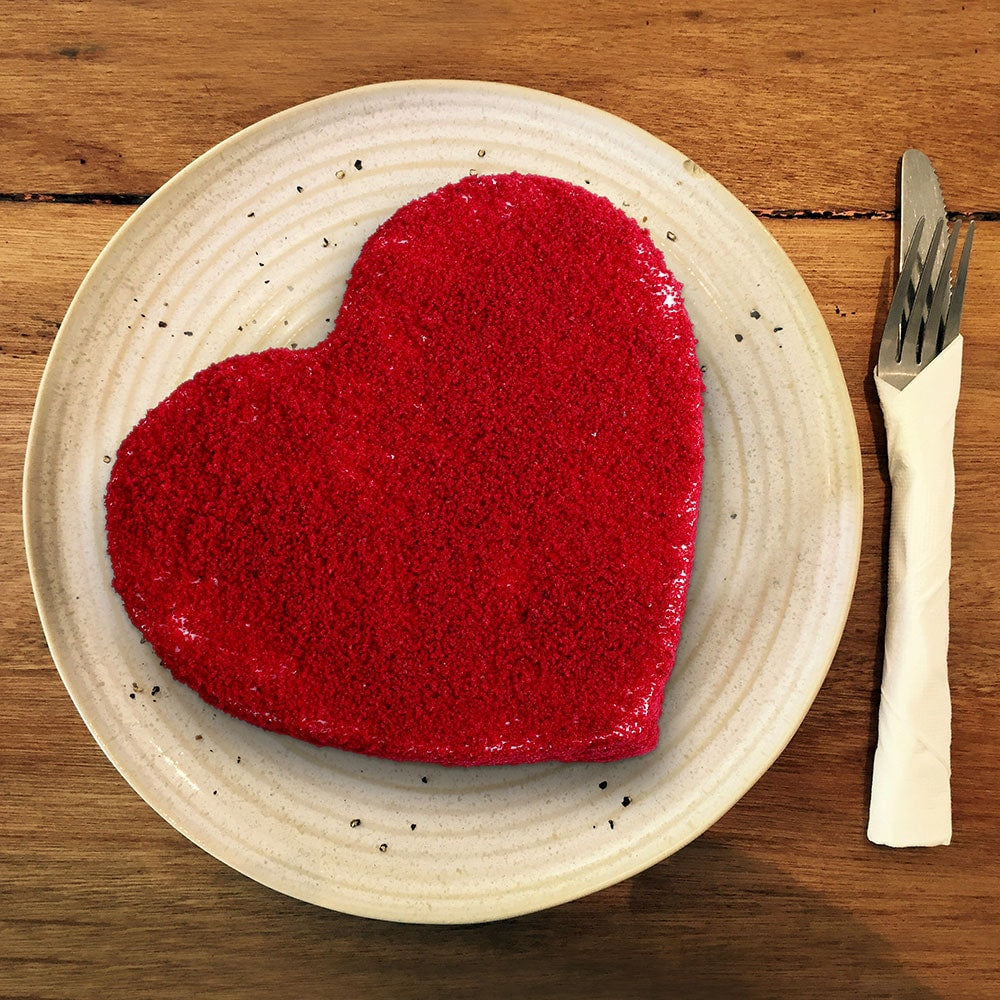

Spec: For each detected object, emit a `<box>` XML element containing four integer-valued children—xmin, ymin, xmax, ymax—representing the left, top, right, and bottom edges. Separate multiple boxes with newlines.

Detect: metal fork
<box><xmin>878</xmin><ymin>215</ymin><xmax>975</xmax><ymax>389</ymax></box>
<box><xmin>868</xmin><ymin>208</ymin><xmax>975</xmax><ymax>848</ymax></box>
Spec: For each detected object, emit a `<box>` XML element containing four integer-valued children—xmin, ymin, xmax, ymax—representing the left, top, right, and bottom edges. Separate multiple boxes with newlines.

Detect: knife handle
<box><xmin>868</xmin><ymin>337</ymin><xmax>962</xmax><ymax>847</ymax></box>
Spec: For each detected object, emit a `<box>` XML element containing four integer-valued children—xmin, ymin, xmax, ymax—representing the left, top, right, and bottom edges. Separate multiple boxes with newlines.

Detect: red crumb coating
<box><xmin>105</xmin><ymin>172</ymin><xmax>704</xmax><ymax>765</ymax></box>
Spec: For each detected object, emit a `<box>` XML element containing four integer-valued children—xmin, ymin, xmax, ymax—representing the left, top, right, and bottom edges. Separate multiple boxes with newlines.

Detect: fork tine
<box><xmin>899</xmin><ymin>218</ymin><xmax>944</xmax><ymax>372</ymax></box>
<box><xmin>923</xmin><ymin>221</ymin><xmax>962</xmax><ymax>359</ymax></box>
<box><xmin>881</xmin><ymin>217</ymin><xmax>926</xmax><ymax>369</ymax></box>
<box><xmin>942</xmin><ymin>220</ymin><xmax>975</xmax><ymax>350</ymax></box>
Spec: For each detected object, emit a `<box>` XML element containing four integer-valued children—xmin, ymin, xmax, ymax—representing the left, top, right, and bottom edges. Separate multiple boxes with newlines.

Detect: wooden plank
<box><xmin>2</xmin><ymin>2</ymin><xmax>998</xmax><ymax>212</ymax></box>
<box><xmin>3</xmin><ymin>200</ymin><xmax>999</xmax><ymax>998</ymax></box>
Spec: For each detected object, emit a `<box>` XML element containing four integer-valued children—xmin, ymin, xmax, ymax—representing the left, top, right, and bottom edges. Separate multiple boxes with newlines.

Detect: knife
<box><xmin>867</xmin><ymin>150</ymin><xmax>962</xmax><ymax>848</ymax></box>
<box><xmin>900</xmin><ymin>149</ymin><xmax>950</xmax><ymax>324</ymax></box>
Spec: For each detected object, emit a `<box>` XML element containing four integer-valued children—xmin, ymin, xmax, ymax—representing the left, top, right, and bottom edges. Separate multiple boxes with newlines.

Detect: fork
<box><xmin>867</xmin><ymin>211</ymin><xmax>975</xmax><ymax>847</ymax></box>
<box><xmin>878</xmin><ymin>215</ymin><xmax>975</xmax><ymax>389</ymax></box>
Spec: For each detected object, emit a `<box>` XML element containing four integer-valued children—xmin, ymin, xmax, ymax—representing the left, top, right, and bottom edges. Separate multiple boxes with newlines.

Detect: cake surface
<box><xmin>105</xmin><ymin>172</ymin><xmax>704</xmax><ymax>765</ymax></box>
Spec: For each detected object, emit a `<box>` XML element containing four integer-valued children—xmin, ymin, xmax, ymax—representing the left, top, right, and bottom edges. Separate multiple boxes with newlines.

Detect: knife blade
<box><xmin>900</xmin><ymin>149</ymin><xmax>950</xmax><ymax>323</ymax></box>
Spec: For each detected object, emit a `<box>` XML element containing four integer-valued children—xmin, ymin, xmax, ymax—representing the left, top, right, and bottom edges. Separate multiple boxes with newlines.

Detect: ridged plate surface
<box><xmin>24</xmin><ymin>80</ymin><xmax>862</xmax><ymax>923</ymax></box>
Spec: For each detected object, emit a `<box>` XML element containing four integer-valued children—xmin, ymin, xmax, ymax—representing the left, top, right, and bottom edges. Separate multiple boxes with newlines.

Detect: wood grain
<box><xmin>2</xmin><ymin>2</ymin><xmax>998</xmax><ymax>212</ymax></box>
<box><xmin>3</xmin><ymin>2</ymin><xmax>1000</xmax><ymax>997</ymax></box>
<box><xmin>4</xmin><ymin>204</ymin><xmax>998</xmax><ymax>999</ymax></box>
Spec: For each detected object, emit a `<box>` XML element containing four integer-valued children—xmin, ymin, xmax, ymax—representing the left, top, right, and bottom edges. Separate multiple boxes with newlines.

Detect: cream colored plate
<box><xmin>23</xmin><ymin>81</ymin><xmax>862</xmax><ymax>924</ymax></box>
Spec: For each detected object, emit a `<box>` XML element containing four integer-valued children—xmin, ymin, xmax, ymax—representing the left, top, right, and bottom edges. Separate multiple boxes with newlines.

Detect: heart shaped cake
<box><xmin>105</xmin><ymin>172</ymin><xmax>704</xmax><ymax>765</ymax></box>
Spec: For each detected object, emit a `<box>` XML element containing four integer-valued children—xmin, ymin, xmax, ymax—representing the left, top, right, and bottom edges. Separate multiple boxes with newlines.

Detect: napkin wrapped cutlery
<box><xmin>868</xmin><ymin>150</ymin><xmax>974</xmax><ymax>848</ymax></box>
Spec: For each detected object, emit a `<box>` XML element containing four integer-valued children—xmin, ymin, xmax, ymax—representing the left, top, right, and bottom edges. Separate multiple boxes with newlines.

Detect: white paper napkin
<box><xmin>867</xmin><ymin>334</ymin><xmax>962</xmax><ymax>847</ymax></box>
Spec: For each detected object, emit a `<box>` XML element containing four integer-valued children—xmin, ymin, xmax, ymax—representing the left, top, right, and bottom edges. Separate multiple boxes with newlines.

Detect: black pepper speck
<box><xmin>350</xmin><ymin>818</ymin><xmax>361</xmax><ymax>828</ymax></box>
<box><xmin>750</xmin><ymin>309</ymin><xmax>761</xmax><ymax>319</ymax></box>
<box><xmin>379</xmin><ymin>842</ymin><xmax>388</xmax><ymax>852</ymax></box>
<box><xmin>735</xmin><ymin>333</ymin><xmax>744</xmax><ymax>342</ymax></box>
<box><xmin>622</xmin><ymin>796</ymin><xmax>632</xmax><ymax>807</ymax></box>
<box><xmin>599</xmin><ymin>780</ymin><xmax>608</xmax><ymax>790</ymax></box>
<box><xmin>354</xmin><ymin>159</ymin><xmax>363</xmax><ymax>170</ymax></box>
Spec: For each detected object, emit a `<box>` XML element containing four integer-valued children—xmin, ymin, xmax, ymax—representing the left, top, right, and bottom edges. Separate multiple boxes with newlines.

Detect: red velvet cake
<box><xmin>105</xmin><ymin>172</ymin><xmax>704</xmax><ymax>765</ymax></box>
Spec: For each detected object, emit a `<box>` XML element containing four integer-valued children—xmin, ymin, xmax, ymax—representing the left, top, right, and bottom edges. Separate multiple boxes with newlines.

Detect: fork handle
<box><xmin>868</xmin><ymin>336</ymin><xmax>963</xmax><ymax>847</ymax></box>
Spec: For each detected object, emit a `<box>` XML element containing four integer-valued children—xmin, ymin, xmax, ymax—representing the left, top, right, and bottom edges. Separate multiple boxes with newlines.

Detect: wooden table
<box><xmin>3</xmin><ymin>3</ymin><xmax>998</xmax><ymax>997</ymax></box>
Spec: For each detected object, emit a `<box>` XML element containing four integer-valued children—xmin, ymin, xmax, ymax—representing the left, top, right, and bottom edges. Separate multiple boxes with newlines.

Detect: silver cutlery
<box><xmin>877</xmin><ymin>214</ymin><xmax>975</xmax><ymax>388</ymax></box>
<box><xmin>868</xmin><ymin>152</ymin><xmax>974</xmax><ymax>847</ymax></box>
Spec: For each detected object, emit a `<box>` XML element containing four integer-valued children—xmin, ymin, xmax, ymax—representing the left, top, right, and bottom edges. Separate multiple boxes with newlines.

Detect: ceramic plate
<box><xmin>24</xmin><ymin>80</ymin><xmax>862</xmax><ymax>924</ymax></box>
